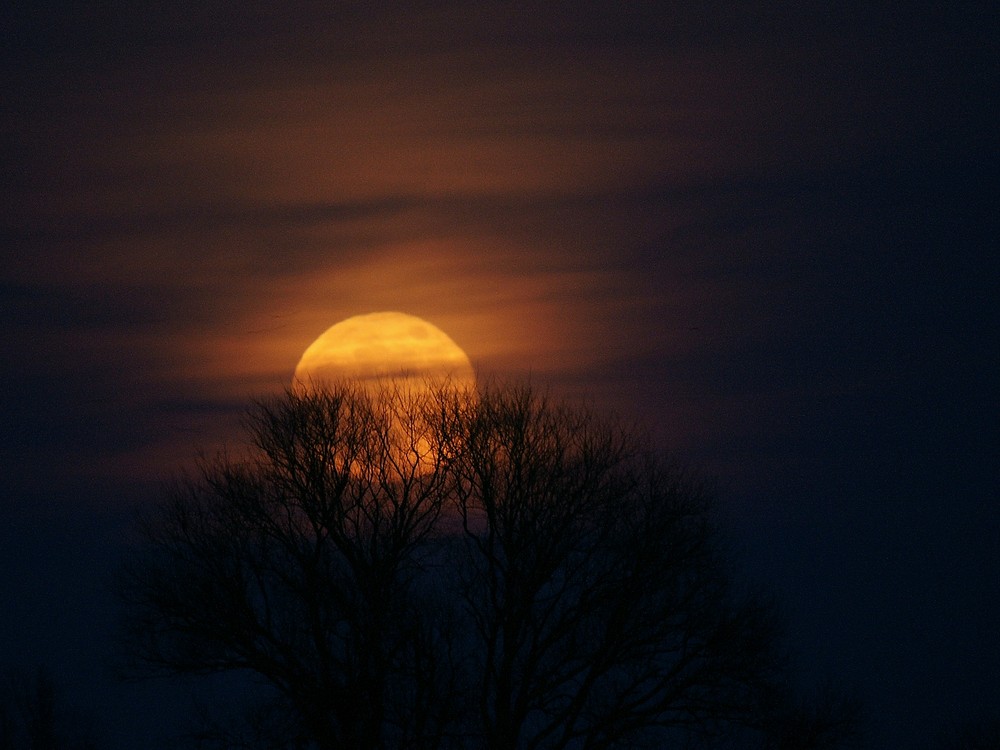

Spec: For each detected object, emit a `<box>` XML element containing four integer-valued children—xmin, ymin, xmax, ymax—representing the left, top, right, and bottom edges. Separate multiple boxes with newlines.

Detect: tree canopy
<box><xmin>119</xmin><ymin>381</ymin><xmax>858</xmax><ymax>750</ymax></box>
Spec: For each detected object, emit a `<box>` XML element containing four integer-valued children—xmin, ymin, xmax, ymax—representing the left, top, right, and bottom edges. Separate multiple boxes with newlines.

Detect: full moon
<box><xmin>293</xmin><ymin>311</ymin><xmax>476</xmax><ymax>394</ymax></box>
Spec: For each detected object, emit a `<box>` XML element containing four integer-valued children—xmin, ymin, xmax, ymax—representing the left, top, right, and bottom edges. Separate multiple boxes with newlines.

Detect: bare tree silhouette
<box><xmin>121</xmin><ymin>384</ymin><xmax>459</xmax><ymax>750</ymax></box>
<box><xmin>119</xmin><ymin>381</ymin><xmax>858</xmax><ymax>749</ymax></box>
<box><xmin>440</xmin><ymin>386</ymin><xmax>780</xmax><ymax>749</ymax></box>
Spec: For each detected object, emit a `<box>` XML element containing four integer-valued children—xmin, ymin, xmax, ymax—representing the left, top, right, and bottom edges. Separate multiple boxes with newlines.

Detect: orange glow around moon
<box><xmin>293</xmin><ymin>311</ymin><xmax>476</xmax><ymax>395</ymax></box>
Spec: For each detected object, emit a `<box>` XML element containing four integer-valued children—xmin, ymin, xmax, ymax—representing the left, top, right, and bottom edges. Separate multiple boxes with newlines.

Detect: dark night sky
<box><xmin>1</xmin><ymin>2</ymin><xmax>997</xmax><ymax>747</ymax></box>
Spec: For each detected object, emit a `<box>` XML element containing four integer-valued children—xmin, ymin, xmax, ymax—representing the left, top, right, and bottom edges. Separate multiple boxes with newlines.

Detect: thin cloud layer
<box><xmin>1</xmin><ymin>3</ymin><xmax>995</xmax><ymax>749</ymax></box>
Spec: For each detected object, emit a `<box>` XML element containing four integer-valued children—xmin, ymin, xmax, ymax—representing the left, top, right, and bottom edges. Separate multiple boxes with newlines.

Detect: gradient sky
<box><xmin>1</xmin><ymin>2</ymin><xmax>996</xmax><ymax>748</ymax></box>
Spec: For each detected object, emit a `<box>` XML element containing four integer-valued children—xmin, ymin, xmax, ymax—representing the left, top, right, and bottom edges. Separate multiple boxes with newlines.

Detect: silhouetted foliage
<box><xmin>120</xmin><ymin>382</ymin><xmax>859</xmax><ymax>749</ymax></box>
<box><xmin>184</xmin><ymin>689</ymin><xmax>309</xmax><ymax>750</ymax></box>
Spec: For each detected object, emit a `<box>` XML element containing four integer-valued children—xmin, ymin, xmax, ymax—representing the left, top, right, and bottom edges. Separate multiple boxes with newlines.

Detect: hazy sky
<box><xmin>2</xmin><ymin>2</ymin><xmax>996</xmax><ymax>747</ymax></box>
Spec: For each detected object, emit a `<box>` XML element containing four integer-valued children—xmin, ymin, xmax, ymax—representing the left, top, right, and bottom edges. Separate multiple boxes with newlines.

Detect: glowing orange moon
<box><xmin>292</xmin><ymin>311</ymin><xmax>476</xmax><ymax>394</ymax></box>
